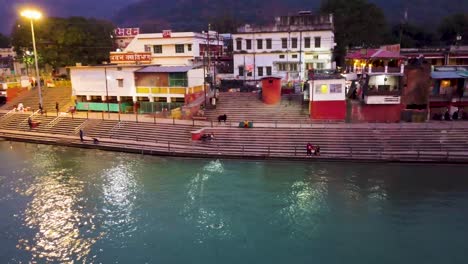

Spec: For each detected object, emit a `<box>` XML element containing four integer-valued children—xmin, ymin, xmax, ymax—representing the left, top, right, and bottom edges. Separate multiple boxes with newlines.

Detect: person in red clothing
<box><xmin>306</xmin><ymin>143</ymin><xmax>313</xmax><ymax>156</ymax></box>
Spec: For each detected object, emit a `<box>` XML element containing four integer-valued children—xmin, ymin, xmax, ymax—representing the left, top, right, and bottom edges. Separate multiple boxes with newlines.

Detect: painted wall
<box><xmin>310</xmin><ymin>101</ymin><xmax>346</xmax><ymax>120</ymax></box>
<box><xmin>187</xmin><ymin>68</ymin><xmax>204</xmax><ymax>87</ymax></box>
<box><xmin>125</xmin><ymin>32</ymin><xmax>221</xmax><ymax>66</ymax></box>
<box><xmin>349</xmin><ymin>101</ymin><xmax>404</xmax><ymax>122</ymax></box>
<box><xmin>70</xmin><ymin>66</ymin><xmax>139</xmax><ymax>98</ymax></box>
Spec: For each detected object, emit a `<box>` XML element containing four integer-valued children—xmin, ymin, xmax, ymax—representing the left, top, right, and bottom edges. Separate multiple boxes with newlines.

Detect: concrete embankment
<box><xmin>1</xmin><ymin>123</ymin><xmax>468</xmax><ymax>163</ymax></box>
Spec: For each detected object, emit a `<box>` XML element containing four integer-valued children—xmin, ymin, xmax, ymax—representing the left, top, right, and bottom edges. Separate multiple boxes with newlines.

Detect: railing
<box><xmin>136</xmin><ymin>86</ymin><xmax>187</xmax><ymax>95</ymax></box>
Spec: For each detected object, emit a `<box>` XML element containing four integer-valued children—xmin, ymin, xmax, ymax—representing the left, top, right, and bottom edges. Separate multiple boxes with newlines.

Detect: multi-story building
<box><xmin>401</xmin><ymin>45</ymin><xmax>468</xmax><ymax>66</ymax></box>
<box><xmin>232</xmin><ymin>12</ymin><xmax>335</xmax><ymax>84</ymax></box>
<box><xmin>121</xmin><ymin>31</ymin><xmax>223</xmax><ymax>66</ymax></box>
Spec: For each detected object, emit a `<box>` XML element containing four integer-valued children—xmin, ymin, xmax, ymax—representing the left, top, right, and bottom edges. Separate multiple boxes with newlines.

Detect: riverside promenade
<box><xmin>1</xmin><ymin>109</ymin><xmax>468</xmax><ymax>163</ymax></box>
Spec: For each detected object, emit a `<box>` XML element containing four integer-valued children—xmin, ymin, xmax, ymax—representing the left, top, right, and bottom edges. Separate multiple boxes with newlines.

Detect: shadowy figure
<box><xmin>79</xmin><ymin>129</ymin><xmax>84</xmax><ymax>142</ymax></box>
<box><xmin>218</xmin><ymin>114</ymin><xmax>227</xmax><ymax>123</ymax></box>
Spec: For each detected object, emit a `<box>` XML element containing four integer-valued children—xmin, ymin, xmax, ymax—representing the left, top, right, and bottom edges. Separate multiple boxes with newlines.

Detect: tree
<box><xmin>0</xmin><ymin>33</ymin><xmax>10</xmax><ymax>48</ymax></box>
<box><xmin>438</xmin><ymin>13</ymin><xmax>468</xmax><ymax>45</ymax></box>
<box><xmin>11</xmin><ymin>16</ymin><xmax>115</xmax><ymax>70</ymax></box>
<box><xmin>391</xmin><ymin>23</ymin><xmax>437</xmax><ymax>48</ymax></box>
<box><xmin>320</xmin><ymin>0</ymin><xmax>390</xmax><ymax>66</ymax></box>
<box><xmin>209</xmin><ymin>13</ymin><xmax>241</xmax><ymax>34</ymax></box>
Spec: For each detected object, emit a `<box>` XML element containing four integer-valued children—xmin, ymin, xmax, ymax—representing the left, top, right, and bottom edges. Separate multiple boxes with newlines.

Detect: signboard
<box><xmin>380</xmin><ymin>44</ymin><xmax>401</xmax><ymax>54</ymax></box>
<box><xmin>109</xmin><ymin>52</ymin><xmax>152</xmax><ymax>64</ymax></box>
<box><xmin>114</xmin><ymin>28</ymin><xmax>140</xmax><ymax>38</ymax></box>
<box><xmin>365</xmin><ymin>95</ymin><xmax>401</xmax><ymax>104</ymax></box>
<box><xmin>163</xmin><ymin>30</ymin><xmax>172</xmax><ymax>38</ymax></box>
<box><xmin>199</xmin><ymin>44</ymin><xmax>223</xmax><ymax>56</ymax></box>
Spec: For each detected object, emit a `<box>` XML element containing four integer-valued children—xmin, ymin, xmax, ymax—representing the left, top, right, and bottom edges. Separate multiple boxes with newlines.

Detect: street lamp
<box><xmin>20</xmin><ymin>9</ymin><xmax>43</xmax><ymax>107</ymax></box>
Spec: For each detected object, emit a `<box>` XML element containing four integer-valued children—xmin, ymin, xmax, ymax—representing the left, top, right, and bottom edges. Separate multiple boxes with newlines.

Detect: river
<box><xmin>1</xmin><ymin>141</ymin><xmax>468</xmax><ymax>263</ymax></box>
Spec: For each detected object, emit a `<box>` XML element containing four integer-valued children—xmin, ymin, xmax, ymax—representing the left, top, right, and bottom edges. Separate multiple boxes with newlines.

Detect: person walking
<box><xmin>55</xmin><ymin>102</ymin><xmax>59</xmax><ymax>113</ymax></box>
<box><xmin>79</xmin><ymin>129</ymin><xmax>84</xmax><ymax>142</ymax></box>
<box><xmin>306</xmin><ymin>143</ymin><xmax>312</xmax><ymax>156</ymax></box>
<box><xmin>38</xmin><ymin>103</ymin><xmax>43</xmax><ymax>115</ymax></box>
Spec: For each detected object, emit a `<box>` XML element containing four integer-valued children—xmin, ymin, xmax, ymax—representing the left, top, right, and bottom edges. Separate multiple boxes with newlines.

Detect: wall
<box><xmin>308</xmin><ymin>78</ymin><xmax>346</xmax><ymax>120</ymax></box>
<box><xmin>309</xmin><ymin>78</ymin><xmax>346</xmax><ymax>101</ymax></box>
<box><xmin>349</xmin><ymin>101</ymin><xmax>404</xmax><ymax>122</ymax></box>
<box><xmin>70</xmin><ymin>66</ymin><xmax>139</xmax><ymax>98</ymax></box>
<box><xmin>135</xmin><ymin>73</ymin><xmax>169</xmax><ymax>87</ymax></box>
<box><xmin>402</xmin><ymin>64</ymin><xmax>432</xmax><ymax>106</ymax></box>
<box><xmin>187</xmin><ymin>68</ymin><xmax>204</xmax><ymax>87</ymax></box>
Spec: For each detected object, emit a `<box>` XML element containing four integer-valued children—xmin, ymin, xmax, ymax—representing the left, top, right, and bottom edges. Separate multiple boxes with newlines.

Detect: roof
<box><xmin>135</xmin><ymin>66</ymin><xmax>194</xmax><ymax>73</ymax></box>
<box><xmin>431</xmin><ymin>71</ymin><xmax>466</xmax><ymax>79</ymax></box>
<box><xmin>346</xmin><ymin>49</ymin><xmax>405</xmax><ymax>60</ymax></box>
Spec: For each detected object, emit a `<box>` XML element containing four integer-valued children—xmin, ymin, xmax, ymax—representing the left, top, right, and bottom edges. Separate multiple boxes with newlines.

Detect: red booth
<box><xmin>261</xmin><ymin>76</ymin><xmax>282</xmax><ymax>104</ymax></box>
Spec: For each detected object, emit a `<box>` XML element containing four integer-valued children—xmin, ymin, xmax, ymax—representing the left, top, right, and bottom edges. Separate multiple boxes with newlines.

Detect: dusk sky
<box><xmin>0</xmin><ymin>0</ymin><xmax>141</xmax><ymax>34</ymax></box>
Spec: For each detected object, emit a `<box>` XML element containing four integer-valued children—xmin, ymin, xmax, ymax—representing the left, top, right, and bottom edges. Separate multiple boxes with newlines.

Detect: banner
<box><xmin>109</xmin><ymin>52</ymin><xmax>152</xmax><ymax>64</ymax></box>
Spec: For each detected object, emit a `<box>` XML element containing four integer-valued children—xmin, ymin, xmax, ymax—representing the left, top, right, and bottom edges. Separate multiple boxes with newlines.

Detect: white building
<box><xmin>123</xmin><ymin>31</ymin><xmax>223</xmax><ymax>66</ymax></box>
<box><xmin>69</xmin><ymin>64</ymin><xmax>205</xmax><ymax>106</ymax></box>
<box><xmin>232</xmin><ymin>12</ymin><xmax>335</xmax><ymax>84</ymax></box>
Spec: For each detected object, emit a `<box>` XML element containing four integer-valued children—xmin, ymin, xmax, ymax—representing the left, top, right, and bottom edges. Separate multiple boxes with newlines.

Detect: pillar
<box><xmin>101</xmin><ymin>95</ymin><xmax>107</xmax><ymax>102</ymax></box>
<box><xmin>86</xmin><ymin>95</ymin><xmax>91</xmax><ymax>101</ymax></box>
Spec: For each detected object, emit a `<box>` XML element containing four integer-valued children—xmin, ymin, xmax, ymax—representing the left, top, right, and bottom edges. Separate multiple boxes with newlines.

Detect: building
<box><xmin>401</xmin><ymin>46</ymin><xmax>468</xmax><ymax>66</ymax></box>
<box><xmin>0</xmin><ymin>48</ymin><xmax>25</xmax><ymax>77</ymax></box>
<box><xmin>70</xmin><ymin>64</ymin><xmax>205</xmax><ymax>113</ymax></box>
<box><xmin>307</xmin><ymin>74</ymin><xmax>346</xmax><ymax>121</ymax></box>
<box><xmin>232</xmin><ymin>12</ymin><xmax>335</xmax><ymax>85</ymax></box>
<box><xmin>345</xmin><ymin>48</ymin><xmax>407</xmax><ymax>122</ymax></box>
<box><xmin>120</xmin><ymin>31</ymin><xmax>223</xmax><ymax>67</ymax></box>
<box><xmin>429</xmin><ymin>65</ymin><xmax>468</xmax><ymax>119</ymax></box>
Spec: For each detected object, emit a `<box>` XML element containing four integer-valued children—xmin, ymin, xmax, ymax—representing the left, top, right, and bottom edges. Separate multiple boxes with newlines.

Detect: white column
<box><xmin>86</xmin><ymin>95</ymin><xmax>91</xmax><ymax>101</ymax></box>
<box><xmin>149</xmin><ymin>96</ymin><xmax>154</xmax><ymax>102</ymax></box>
<box><xmin>132</xmin><ymin>96</ymin><xmax>137</xmax><ymax>102</ymax></box>
<box><xmin>101</xmin><ymin>95</ymin><xmax>107</xmax><ymax>102</ymax></box>
<box><xmin>384</xmin><ymin>65</ymin><xmax>388</xmax><ymax>73</ymax></box>
<box><xmin>166</xmin><ymin>97</ymin><xmax>171</xmax><ymax>103</ymax></box>
<box><xmin>117</xmin><ymin>96</ymin><xmax>121</xmax><ymax>102</ymax></box>
<box><xmin>369</xmin><ymin>64</ymin><xmax>372</xmax><ymax>73</ymax></box>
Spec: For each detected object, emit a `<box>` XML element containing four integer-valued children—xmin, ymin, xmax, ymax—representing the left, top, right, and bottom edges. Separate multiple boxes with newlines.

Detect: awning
<box><xmin>431</xmin><ymin>71</ymin><xmax>465</xmax><ymax>79</ymax></box>
<box><xmin>135</xmin><ymin>66</ymin><xmax>194</xmax><ymax>73</ymax></box>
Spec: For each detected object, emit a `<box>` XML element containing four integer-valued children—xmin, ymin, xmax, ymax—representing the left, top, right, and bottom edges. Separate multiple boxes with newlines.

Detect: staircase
<box><xmin>204</xmin><ymin>92</ymin><xmax>310</xmax><ymax>123</ymax></box>
<box><xmin>0</xmin><ymin>86</ymin><xmax>73</xmax><ymax>112</ymax></box>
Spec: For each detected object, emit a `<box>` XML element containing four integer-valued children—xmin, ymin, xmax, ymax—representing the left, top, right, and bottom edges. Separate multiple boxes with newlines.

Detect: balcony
<box><xmin>136</xmin><ymin>85</ymin><xmax>204</xmax><ymax>96</ymax></box>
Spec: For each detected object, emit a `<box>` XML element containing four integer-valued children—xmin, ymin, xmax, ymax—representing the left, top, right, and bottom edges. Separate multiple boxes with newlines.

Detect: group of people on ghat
<box><xmin>306</xmin><ymin>143</ymin><xmax>320</xmax><ymax>156</ymax></box>
<box><xmin>433</xmin><ymin>108</ymin><xmax>468</xmax><ymax>121</ymax></box>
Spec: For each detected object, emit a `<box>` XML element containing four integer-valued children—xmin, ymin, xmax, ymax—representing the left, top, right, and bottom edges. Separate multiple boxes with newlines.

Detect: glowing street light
<box><xmin>21</xmin><ymin>9</ymin><xmax>43</xmax><ymax>107</ymax></box>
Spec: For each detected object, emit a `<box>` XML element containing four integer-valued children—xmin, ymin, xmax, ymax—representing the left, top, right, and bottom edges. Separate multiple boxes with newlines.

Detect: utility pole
<box><xmin>207</xmin><ymin>24</ymin><xmax>211</xmax><ymax>87</ymax></box>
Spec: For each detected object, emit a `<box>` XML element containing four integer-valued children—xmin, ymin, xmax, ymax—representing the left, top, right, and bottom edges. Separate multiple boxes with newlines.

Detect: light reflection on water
<box><xmin>183</xmin><ymin>160</ymin><xmax>232</xmax><ymax>243</ymax></box>
<box><xmin>2</xmin><ymin>142</ymin><xmax>468</xmax><ymax>264</ymax></box>
<box><xmin>13</xmin><ymin>147</ymin><xmax>101</xmax><ymax>263</ymax></box>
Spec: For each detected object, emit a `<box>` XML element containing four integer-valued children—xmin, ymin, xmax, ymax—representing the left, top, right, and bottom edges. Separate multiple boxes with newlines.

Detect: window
<box><xmin>117</xmin><ymin>79</ymin><xmax>124</xmax><ymax>87</ymax></box>
<box><xmin>238</xmin><ymin>66</ymin><xmax>244</xmax><ymax>76</ymax></box>
<box><xmin>279</xmin><ymin>54</ymin><xmax>285</xmax><ymax>59</ymax></box>
<box><xmin>246</xmin><ymin>39</ymin><xmax>252</xmax><ymax>50</ymax></box>
<box><xmin>266</xmin><ymin>66</ymin><xmax>272</xmax><ymax>76</ymax></box>
<box><xmin>278</xmin><ymin>64</ymin><xmax>287</xmax><ymax>71</ymax></box>
<box><xmin>257</xmin><ymin>39</ymin><xmax>263</xmax><ymax>49</ymax></box>
<box><xmin>236</xmin><ymin>39</ymin><xmax>242</xmax><ymax>50</ymax></box>
<box><xmin>291</xmin><ymin>38</ymin><xmax>298</xmax><ymax>48</ymax></box>
<box><xmin>144</xmin><ymin>45</ymin><xmax>151</xmax><ymax>52</ymax></box>
<box><xmin>316</xmin><ymin>62</ymin><xmax>324</xmax><ymax>69</ymax></box>
<box><xmin>292</xmin><ymin>54</ymin><xmax>298</xmax><ymax>59</ymax></box>
<box><xmin>330</xmin><ymin>84</ymin><xmax>342</xmax><ymax>93</ymax></box>
<box><xmin>304</xmin><ymin>37</ymin><xmax>311</xmax><ymax>48</ymax></box>
<box><xmin>281</xmin><ymin>38</ymin><xmax>287</xmax><ymax>49</ymax></box>
<box><xmin>315</xmin><ymin>84</ymin><xmax>328</xmax><ymax>94</ymax></box>
<box><xmin>169</xmin><ymin>72</ymin><xmax>188</xmax><ymax>86</ymax></box>
<box><xmin>153</xmin><ymin>45</ymin><xmax>162</xmax><ymax>54</ymax></box>
<box><xmin>187</xmin><ymin>44</ymin><xmax>192</xmax><ymax>51</ymax></box>
<box><xmin>258</xmin><ymin>67</ymin><xmax>263</xmax><ymax>77</ymax></box>
<box><xmin>247</xmin><ymin>71</ymin><xmax>252</xmax><ymax>77</ymax></box>
<box><xmin>314</xmin><ymin>37</ymin><xmax>321</xmax><ymax>48</ymax></box>
<box><xmin>290</xmin><ymin>63</ymin><xmax>298</xmax><ymax>71</ymax></box>
<box><xmin>266</xmin><ymin>39</ymin><xmax>272</xmax><ymax>49</ymax></box>
<box><xmin>313</xmin><ymin>55</ymin><xmax>319</xmax><ymax>60</ymax></box>
<box><xmin>175</xmin><ymin>44</ymin><xmax>184</xmax><ymax>53</ymax></box>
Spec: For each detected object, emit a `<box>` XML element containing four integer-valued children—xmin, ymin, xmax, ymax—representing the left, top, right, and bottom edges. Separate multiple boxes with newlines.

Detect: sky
<box><xmin>0</xmin><ymin>0</ymin><xmax>141</xmax><ymax>35</ymax></box>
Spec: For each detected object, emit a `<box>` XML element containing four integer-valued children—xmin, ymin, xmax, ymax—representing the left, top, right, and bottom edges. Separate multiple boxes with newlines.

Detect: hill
<box><xmin>114</xmin><ymin>0</ymin><xmax>468</xmax><ymax>32</ymax></box>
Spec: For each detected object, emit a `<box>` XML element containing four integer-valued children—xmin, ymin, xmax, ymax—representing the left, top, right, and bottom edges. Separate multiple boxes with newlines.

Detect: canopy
<box><xmin>346</xmin><ymin>49</ymin><xmax>405</xmax><ymax>60</ymax></box>
<box><xmin>135</xmin><ymin>66</ymin><xmax>194</xmax><ymax>73</ymax></box>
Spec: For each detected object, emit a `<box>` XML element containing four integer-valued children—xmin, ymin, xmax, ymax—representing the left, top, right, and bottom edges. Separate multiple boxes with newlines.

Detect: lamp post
<box><xmin>21</xmin><ymin>9</ymin><xmax>43</xmax><ymax>107</ymax></box>
<box><xmin>104</xmin><ymin>67</ymin><xmax>110</xmax><ymax>119</ymax></box>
